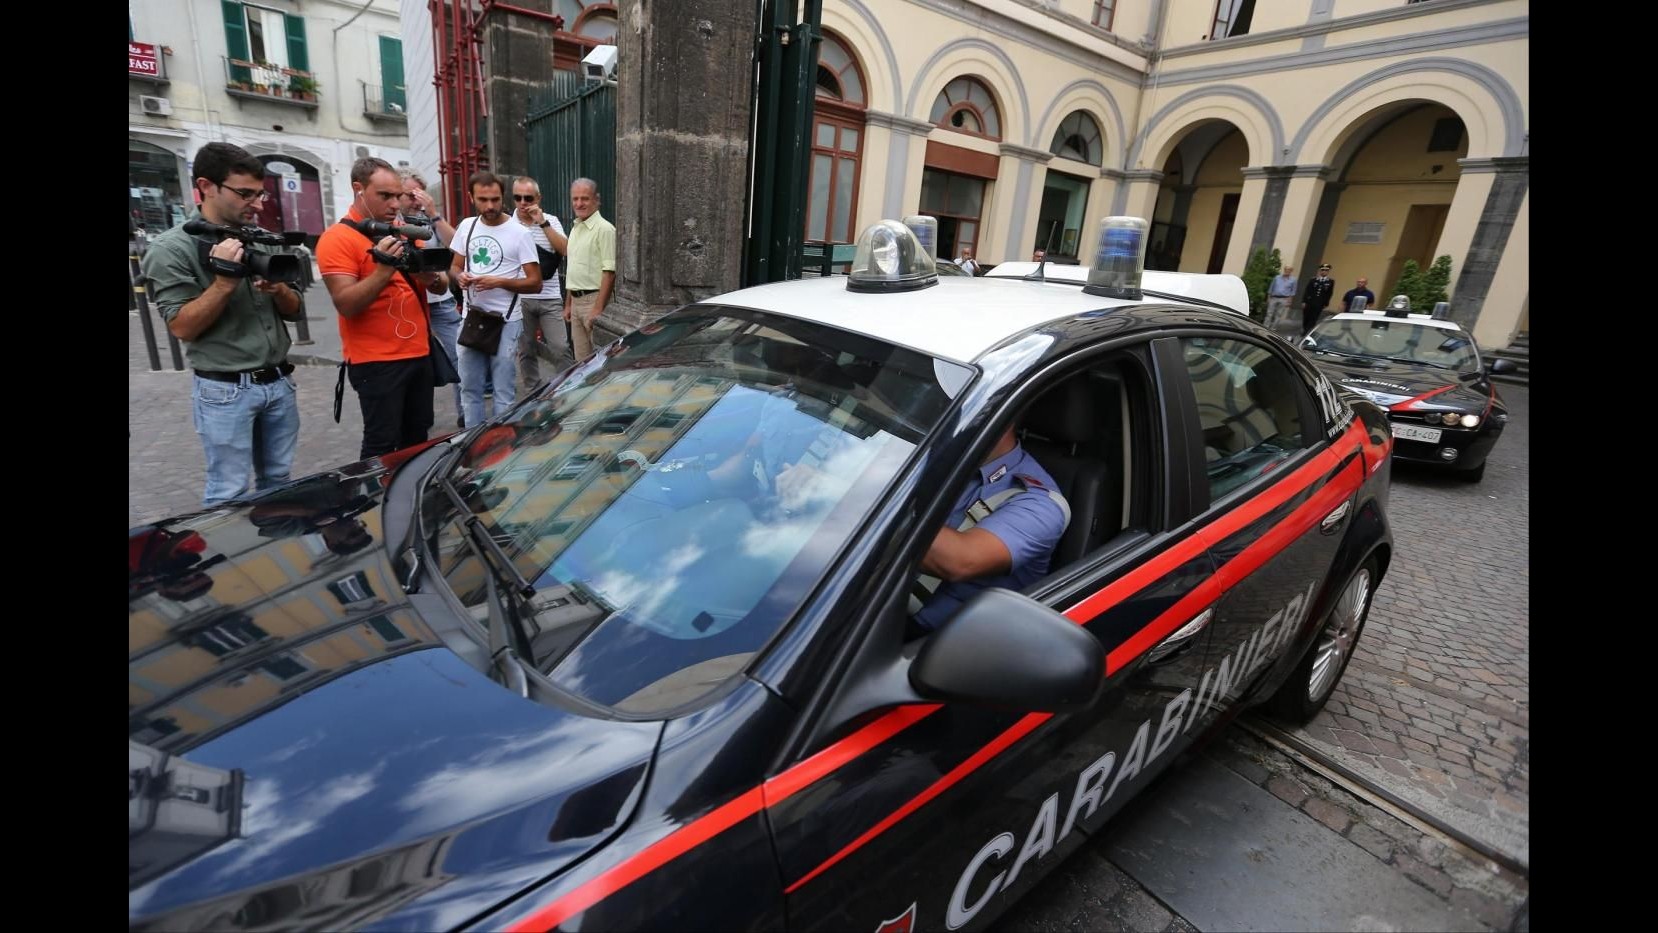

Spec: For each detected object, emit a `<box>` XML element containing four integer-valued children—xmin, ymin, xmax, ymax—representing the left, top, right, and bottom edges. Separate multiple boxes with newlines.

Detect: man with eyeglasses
<box><xmin>510</xmin><ymin>176</ymin><xmax>568</xmax><ymax>395</ymax></box>
<box><xmin>141</xmin><ymin>142</ymin><xmax>305</xmax><ymax>508</ymax></box>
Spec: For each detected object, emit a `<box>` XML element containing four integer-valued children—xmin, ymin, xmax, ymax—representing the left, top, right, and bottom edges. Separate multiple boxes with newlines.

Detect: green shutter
<box><xmin>221</xmin><ymin>1</ymin><xmax>250</xmax><ymax>84</ymax></box>
<box><xmin>379</xmin><ymin>36</ymin><xmax>405</xmax><ymax>113</ymax></box>
<box><xmin>285</xmin><ymin>14</ymin><xmax>309</xmax><ymax>73</ymax></box>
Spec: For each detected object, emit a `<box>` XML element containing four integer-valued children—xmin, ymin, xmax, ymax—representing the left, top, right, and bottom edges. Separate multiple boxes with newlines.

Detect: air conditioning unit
<box><xmin>140</xmin><ymin>95</ymin><xmax>173</xmax><ymax>116</ymax></box>
<box><xmin>354</xmin><ymin>145</ymin><xmax>376</xmax><ymax>159</ymax></box>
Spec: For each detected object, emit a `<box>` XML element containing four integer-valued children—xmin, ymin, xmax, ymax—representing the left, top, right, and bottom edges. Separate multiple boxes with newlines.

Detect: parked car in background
<box><xmin>1302</xmin><ymin>309</ymin><xmax>1514</xmax><ymax>482</ymax></box>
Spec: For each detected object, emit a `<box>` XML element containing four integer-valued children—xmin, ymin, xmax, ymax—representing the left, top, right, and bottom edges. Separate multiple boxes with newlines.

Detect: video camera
<box><xmin>183</xmin><ymin>219</ymin><xmax>308</xmax><ymax>286</ymax></box>
<box><xmin>353</xmin><ymin>219</ymin><xmax>453</xmax><ymax>275</ymax></box>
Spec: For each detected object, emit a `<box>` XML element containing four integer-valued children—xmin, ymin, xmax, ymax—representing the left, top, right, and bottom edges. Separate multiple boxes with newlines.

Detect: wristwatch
<box><xmin>431</xmin><ymin>215</ymin><xmax>443</xmax><ymax>225</ymax></box>
<box><xmin>539</xmin><ymin>220</ymin><xmax>551</xmax><ymax>228</ymax></box>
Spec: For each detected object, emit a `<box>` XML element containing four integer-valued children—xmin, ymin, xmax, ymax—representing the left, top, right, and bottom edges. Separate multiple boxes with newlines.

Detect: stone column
<box><xmin>1270</xmin><ymin>165</ymin><xmax>1331</xmax><ymax>271</ymax></box>
<box><xmin>601</xmin><ymin>0</ymin><xmax>759</xmax><ymax>343</ymax></box>
<box><xmin>1221</xmin><ymin>167</ymin><xmax>1275</xmax><ymax>274</ymax></box>
<box><xmin>1441</xmin><ymin>157</ymin><xmax>1528</xmax><ymax>337</ymax></box>
<box><xmin>863</xmin><ymin>110</ymin><xmax>936</xmax><ymax>224</ymax></box>
<box><xmin>483</xmin><ymin>3</ymin><xmax>564</xmax><ymax>177</ymax></box>
<box><xmin>1112</xmin><ymin>169</ymin><xmax>1164</xmax><ymax>221</ymax></box>
<box><xmin>987</xmin><ymin>143</ymin><xmax>1054</xmax><ymax>263</ymax></box>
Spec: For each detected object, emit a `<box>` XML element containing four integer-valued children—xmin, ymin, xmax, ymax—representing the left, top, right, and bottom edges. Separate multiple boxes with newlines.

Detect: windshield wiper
<box><xmin>436</xmin><ymin>473</ymin><xmax>539</xmax><ymax>694</ymax></box>
<box><xmin>398</xmin><ymin>444</ymin><xmax>465</xmax><ymax>593</ymax></box>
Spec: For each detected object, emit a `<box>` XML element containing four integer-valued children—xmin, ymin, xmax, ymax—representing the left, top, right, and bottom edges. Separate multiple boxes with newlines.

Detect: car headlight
<box><xmin>1438</xmin><ymin>412</ymin><xmax>1459</xmax><ymax>426</ymax></box>
<box><xmin>1459</xmin><ymin>413</ymin><xmax>1481</xmax><ymax>428</ymax></box>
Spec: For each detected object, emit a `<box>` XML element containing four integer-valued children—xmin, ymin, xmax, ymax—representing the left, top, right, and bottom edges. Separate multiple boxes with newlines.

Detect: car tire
<box><xmin>1459</xmin><ymin>461</ymin><xmax>1486</xmax><ymax>483</ymax></box>
<box><xmin>1266</xmin><ymin>557</ymin><xmax>1377</xmax><ymax>725</ymax></box>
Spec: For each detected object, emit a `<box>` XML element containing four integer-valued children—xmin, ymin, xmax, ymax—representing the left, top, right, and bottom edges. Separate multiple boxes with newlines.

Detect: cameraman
<box><xmin>317</xmin><ymin>157</ymin><xmax>445</xmax><ymax>459</ymax></box>
<box><xmin>141</xmin><ymin>142</ymin><xmax>304</xmax><ymax>508</ymax></box>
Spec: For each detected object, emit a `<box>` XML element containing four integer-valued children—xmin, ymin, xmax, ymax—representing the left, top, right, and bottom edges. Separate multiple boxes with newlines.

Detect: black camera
<box><xmin>354</xmin><ymin>220</ymin><xmax>453</xmax><ymax>274</ymax></box>
<box><xmin>184</xmin><ymin>219</ymin><xmax>308</xmax><ymax>286</ymax></box>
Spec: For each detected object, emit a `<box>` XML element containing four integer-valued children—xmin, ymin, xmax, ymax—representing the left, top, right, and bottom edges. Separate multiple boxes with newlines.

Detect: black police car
<box><xmin>1302</xmin><ymin>308</ymin><xmax>1514</xmax><ymax>481</ymax></box>
<box><xmin>130</xmin><ymin>220</ymin><xmax>1394</xmax><ymax>931</ymax></box>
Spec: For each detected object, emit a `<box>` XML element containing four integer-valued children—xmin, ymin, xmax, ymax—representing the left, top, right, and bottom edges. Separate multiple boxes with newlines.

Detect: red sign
<box><xmin>129</xmin><ymin>42</ymin><xmax>159</xmax><ymax>77</ymax></box>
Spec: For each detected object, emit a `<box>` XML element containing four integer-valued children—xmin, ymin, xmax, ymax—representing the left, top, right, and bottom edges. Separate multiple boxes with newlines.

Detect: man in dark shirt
<box><xmin>142</xmin><ymin>142</ymin><xmax>305</xmax><ymax>507</ymax></box>
<box><xmin>1341</xmin><ymin>276</ymin><xmax>1377</xmax><ymax>313</ymax></box>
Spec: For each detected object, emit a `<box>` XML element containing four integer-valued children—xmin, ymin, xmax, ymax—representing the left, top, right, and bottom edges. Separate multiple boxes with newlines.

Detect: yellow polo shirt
<box><xmin>565</xmin><ymin>211</ymin><xmax>617</xmax><ymax>292</ymax></box>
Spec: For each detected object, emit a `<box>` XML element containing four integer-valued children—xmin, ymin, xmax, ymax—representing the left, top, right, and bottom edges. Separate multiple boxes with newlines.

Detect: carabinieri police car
<box><xmin>129</xmin><ymin>216</ymin><xmax>1395</xmax><ymax>931</ymax></box>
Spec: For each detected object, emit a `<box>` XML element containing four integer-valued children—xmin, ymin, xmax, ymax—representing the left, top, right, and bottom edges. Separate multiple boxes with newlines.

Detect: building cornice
<box><xmin>1158</xmin><ymin>0</ymin><xmax>1520</xmax><ymax>60</ymax></box>
<box><xmin>1151</xmin><ymin>17</ymin><xmax>1528</xmax><ymax>88</ymax></box>
<box><xmin>1457</xmin><ymin>156</ymin><xmax>1529</xmax><ymax>175</ymax></box>
<box><xmin>999</xmin><ymin>142</ymin><xmax>1053</xmax><ymax>164</ymax></box>
<box><xmin>864</xmin><ymin>110</ymin><xmax>937</xmax><ymax>136</ymax></box>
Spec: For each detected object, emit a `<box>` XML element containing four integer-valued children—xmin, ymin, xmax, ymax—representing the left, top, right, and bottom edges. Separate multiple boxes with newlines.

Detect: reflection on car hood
<box><xmin>129</xmin><ymin>461</ymin><xmax>662</xmax><ymax>932</ymax></box>
<box><xmin>1309</xmin><ymin>355</ymin><xmax>1488</xmax><ymax>410</ymax></box>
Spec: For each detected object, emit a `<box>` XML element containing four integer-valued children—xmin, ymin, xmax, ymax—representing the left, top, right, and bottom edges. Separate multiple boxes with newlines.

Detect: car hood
<box><xmin>129</xmin><ymin>461</ymin><xmax>662</xmax><ymax>931</ymax></box>
<box><xmin>1308</xmin><ymin>354</ymin><xmax>1488</xmax><ymax>411</ymax></box>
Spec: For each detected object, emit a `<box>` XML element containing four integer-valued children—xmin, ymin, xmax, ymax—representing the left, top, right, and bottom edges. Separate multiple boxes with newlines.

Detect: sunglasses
<box><xmin>513</xmin><ymin>194</ymin><xmax>538</xmax><ymax>202</ymax></box>
<box><xmin>218</xmin><ymin>182</ymin><xmax>269</xmax><ymax>202</ymax></box>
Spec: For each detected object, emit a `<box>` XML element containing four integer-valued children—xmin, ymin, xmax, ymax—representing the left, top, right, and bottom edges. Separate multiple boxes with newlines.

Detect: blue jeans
<box><xmin>459</xmin><ymin>316</ymin><xmax>522</xmax><ymax>426</ymax></box>
<box><xmin>191</xmin><ymin>373</ymin><xmax>301</xmax><ymax>507</ymax></box>
<box><xmin>429</xmin><ymin>298</ymin><xmax>463</xmax><ymax>412</ymax></box>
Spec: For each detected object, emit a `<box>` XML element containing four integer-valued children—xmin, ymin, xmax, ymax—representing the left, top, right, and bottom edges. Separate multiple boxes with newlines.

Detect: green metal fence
<box><xmin>526</xmin><ymin>71</ymin><xmax>617</xmax><ymax>223</ymax></box>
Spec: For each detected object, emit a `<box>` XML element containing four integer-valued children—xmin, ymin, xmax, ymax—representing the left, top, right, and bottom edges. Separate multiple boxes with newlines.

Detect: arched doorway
<box><xmin>255</xmin><ymin>154</ymin><xmax>326</xmax><ymax>241</ymax></box>
<box><xmin>1148</xmin><ymin>122</ymin><xmax>1248</xmax><ymax>273</ymax></box>
<box><xmin>805</xmin><ymin>31</ymin><xmax>867</xmax><ymax>247</ymax></box>
<box><xmin>1306</xmin><ymin>103</ymin><xmax>1467</xmax><ymax>302</ymax></box>
<box><xmin>129</xmin><ymin>139</ymin><xmax>186</xmax><ymax>233</ymax></box>
<box><xmin>1037</xmin><ymin>110</ymin><xmax>1105</xmax><ymax>261</ymax></box>
<box><xmin>921</xmin><ymin>76</ymin><xmax>1003</xmax><ymax>260</ymax></box>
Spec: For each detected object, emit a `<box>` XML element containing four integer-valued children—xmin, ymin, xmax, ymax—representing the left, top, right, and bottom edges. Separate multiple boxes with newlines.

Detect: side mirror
<box><xmin>911</xmin><ymin>589</ymin><xmax>1104</xmax><ymax>712</ymax></box>
<box><xmin>1488</xmin><ymin>358</ymin><xmax>1517</xmax><ymax>375</ymax></box>
<box><xmin>1300</xmin><ymin>337</ymin><xmax>1317</xmax><ymax>350</ymax></box>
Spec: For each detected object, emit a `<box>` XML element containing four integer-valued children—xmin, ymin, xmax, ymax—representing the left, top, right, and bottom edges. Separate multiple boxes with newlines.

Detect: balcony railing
<box><xmin>129</xmin><ymin>41</ymin><xmax>169</xmax><ymax>84</ymax></box>
<box><xmin>222</xmin><ymin>57</ymin><xmax>320</xmax><ymax>109</ymax></box>
<box><xmin>362</xmin><ymin>84</ymin><xmax>407</xmax><ymax>122</ymax></box>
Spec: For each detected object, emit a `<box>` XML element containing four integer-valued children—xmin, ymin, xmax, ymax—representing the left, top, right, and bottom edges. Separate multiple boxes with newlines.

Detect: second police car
<box><xmin>128</xmin><ymin>216</ymin><xmax>1395</xmax><ymax>931</ymax></box>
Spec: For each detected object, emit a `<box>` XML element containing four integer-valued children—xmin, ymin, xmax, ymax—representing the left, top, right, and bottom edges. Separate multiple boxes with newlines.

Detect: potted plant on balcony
<box><xmin>289</xmin><ymin>75</ymin><xmax>320</xmax><ymax>102</ymax></box>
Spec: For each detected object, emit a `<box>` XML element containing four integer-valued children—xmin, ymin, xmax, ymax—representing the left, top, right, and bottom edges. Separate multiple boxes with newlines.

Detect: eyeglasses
<box><xmin>218</xmin><ymin>183</ymin><xmax>269</xmax><ymax>203</ymax></box>
<box><xmin>512</xmin><ymin>194</ymin><xmax>538</xmax><ymax>202</ymax></box>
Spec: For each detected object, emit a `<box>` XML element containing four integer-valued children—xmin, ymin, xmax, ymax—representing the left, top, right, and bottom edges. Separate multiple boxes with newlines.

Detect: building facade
<box><xmin>809</xmin><ymin>0</ymin><xmax>1527</xmax><ymax>347</ymax></box>
<box><xmin>128</xmin><ymin>0</ymin><xmax>414</xmax><ymax>242</ymax></box>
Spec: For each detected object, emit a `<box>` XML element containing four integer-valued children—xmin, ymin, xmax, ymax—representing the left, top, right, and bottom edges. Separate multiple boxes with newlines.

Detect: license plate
<box><xmin>1390</xmin><ymin>423</ymin><xmax>1442</xmax><ymax>443</ymax></box>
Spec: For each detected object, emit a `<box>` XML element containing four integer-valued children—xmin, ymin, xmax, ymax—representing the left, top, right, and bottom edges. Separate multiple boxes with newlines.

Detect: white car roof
<box><xmin>708</xmin><ymin>274</ymin><xmax>1155</xmax><ymax>364</ymax></box>
<box><xmin>985</xmin><ymin>263</ymin><xmax>1251</xmax><ymax>318</ymax></box>
<box><xmin>1326</xmin><ymin>311</ymin><xmax>1463</xmax><ymax>331</ymax></box>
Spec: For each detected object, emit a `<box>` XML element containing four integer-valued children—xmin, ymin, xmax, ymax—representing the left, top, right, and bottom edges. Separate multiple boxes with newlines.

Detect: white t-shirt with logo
<box><xmin>451</xmin><ymin>216</ymin><xmax>538</xmax><ymax>322</ymax></box>
<box><xmin>518</xmin><ymin>215</ymin><xmax>565</xmax><ymax>301</ymax></box>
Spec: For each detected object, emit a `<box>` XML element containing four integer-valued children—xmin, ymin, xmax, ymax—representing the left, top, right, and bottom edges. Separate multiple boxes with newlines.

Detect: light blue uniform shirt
<box><xmin>914</xmin><ymin>444</ymin><xmax>1068</xmax><ymax>631</ymax></box>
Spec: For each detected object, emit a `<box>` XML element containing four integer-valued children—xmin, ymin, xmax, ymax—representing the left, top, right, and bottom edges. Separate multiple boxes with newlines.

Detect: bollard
<box><xmin>130</xmin><ymin>254</ymin><xmax>164</xmax><ymax>372</ymax></box>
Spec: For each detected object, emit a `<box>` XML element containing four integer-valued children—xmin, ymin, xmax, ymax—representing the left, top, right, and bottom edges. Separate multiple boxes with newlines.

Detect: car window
<box><xmin>1308</xmin><ymin>318</ymin><xmax>1479</xmax><ymax>372</ymax></box>
<box><xmin>1180</xmin><ymin>337</ymin><xmax>1310</xmax><ymax>501</ymax></box>
<box><xmin>424</xmin><ymin>308</ymin><xmax>972</xmax><ymax>716</ymax></box>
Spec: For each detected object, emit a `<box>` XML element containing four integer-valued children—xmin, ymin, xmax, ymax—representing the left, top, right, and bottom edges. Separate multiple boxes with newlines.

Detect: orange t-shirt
<box><xmin>317</xmin><ymin>208</ymin><xmax>429</xmax><ymax>363</ymax></box>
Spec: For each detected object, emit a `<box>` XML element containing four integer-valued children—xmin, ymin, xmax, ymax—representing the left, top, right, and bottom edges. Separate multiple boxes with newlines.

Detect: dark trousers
<box><xmin>348</xmin><ymin>356</ymin><xmax>434</xmax><ymax>460</ymax></box>
<box><xmin>1302</xmin><ymin>304</ymin><xmax>1327</xmax><ymax>335</ymax></box>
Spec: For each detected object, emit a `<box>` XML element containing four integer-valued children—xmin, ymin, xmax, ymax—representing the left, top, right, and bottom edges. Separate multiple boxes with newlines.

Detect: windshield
<box><xmin>1308</xmin><ymin>318</ymin><xmax>1479</xmax><ymax>372</ymax></box>
<box><xmin>419</xmin><ymin>307</ymin><xmax>971</xmax><ymax>715</ymax></box>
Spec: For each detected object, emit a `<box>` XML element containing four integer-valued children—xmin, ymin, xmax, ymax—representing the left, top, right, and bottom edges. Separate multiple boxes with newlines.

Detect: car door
<box><xmin>764</xmin><ymin>341</ymin><xmax>1225</xmax><ymax>932</ymax></box>
<box><xmin>1163</xmin><ymin>333</ymin><xmax>1361</xmax><ymax>723</ymax></box>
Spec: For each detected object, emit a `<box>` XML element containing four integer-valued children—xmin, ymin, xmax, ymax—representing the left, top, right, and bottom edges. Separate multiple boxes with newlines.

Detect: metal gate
<box><xmin>526</xmin><ymin>72</ymin><xmax>616</xmax><ymax>223</ymax></box>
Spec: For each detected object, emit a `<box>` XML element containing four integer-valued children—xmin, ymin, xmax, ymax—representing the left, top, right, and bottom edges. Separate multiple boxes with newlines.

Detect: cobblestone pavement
<box><xmin>1276</xmin><ymin>384</ymin><xmax>1530</xmax><ymax>867</ymax></box>
<box><xmin>999</xmin><ymin>729</ymin><xmax>1529</xmax><ymax>932</ymax></box>
<box><xmin>129</xmin><ymin>307</ymin><xmax>471</xmax><ymax>527</ymax></box>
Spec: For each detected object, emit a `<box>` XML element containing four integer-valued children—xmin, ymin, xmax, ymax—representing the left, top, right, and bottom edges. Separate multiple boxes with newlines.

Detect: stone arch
<box><xmin>1293</xmin><ymin>58</ymin><xmax>1525</xmax><ymax>163</ymax></box>
<box><xmin>905</xmin><ymin>38</ymin><xmax>1030</xmax><ymax>147</ymax></box>
<box><xmin>1128</xmin><ymin>85</ymin><xmax>1284</xmax><ymax>171</ymax></box>
<box><xmin>822</xmin><ymin>0</ymin><xmax>902</xmax><ymax>115</ymax></box>
<box><xmin>1034</xmin><ymin>79</ymin><xmax>1128</xmax><ymax>169</ymax></box>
